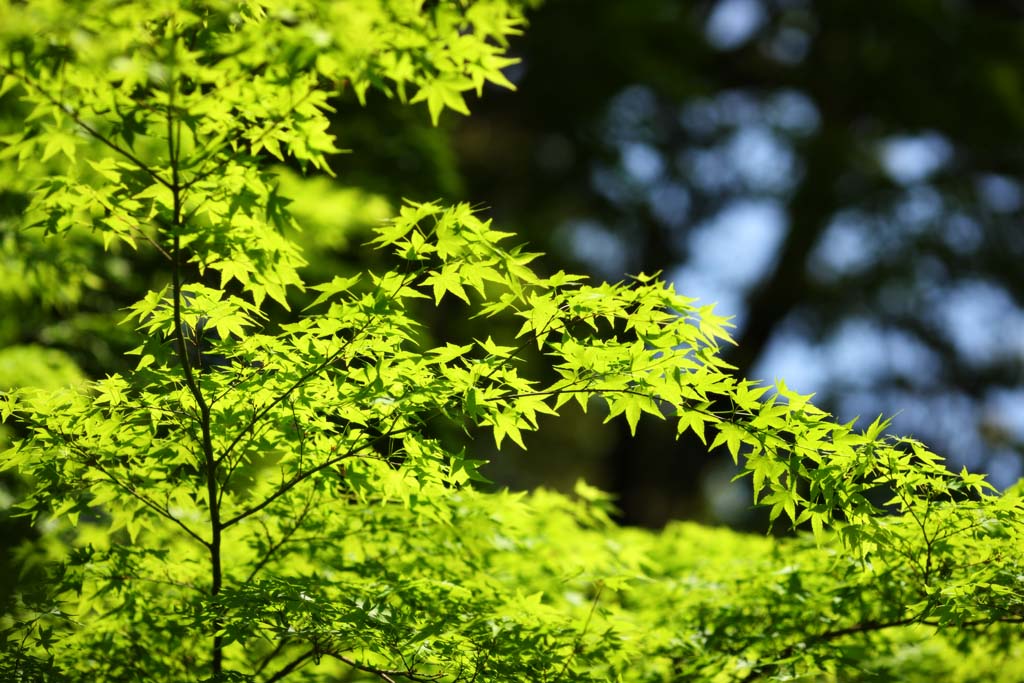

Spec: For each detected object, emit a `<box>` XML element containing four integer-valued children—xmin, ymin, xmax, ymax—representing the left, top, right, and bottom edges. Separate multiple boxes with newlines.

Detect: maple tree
<box><xmin>1</xmin><ymin>1</ymin><xmax>1022</xmax><ymax>681</ymax></box>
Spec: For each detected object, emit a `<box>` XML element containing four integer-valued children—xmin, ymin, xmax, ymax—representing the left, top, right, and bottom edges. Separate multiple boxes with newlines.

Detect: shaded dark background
<box><xmin>336</xmin><ymin>0</ymin><xmax>1024</xmax><ymax>527</ymax></box>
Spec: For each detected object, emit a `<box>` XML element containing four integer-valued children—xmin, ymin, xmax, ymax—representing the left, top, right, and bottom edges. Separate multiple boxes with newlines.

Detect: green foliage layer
<box><xmin>1</xmin><ymin>1</ymin><xmax>1022</xmax><ymax>681</ymax></box>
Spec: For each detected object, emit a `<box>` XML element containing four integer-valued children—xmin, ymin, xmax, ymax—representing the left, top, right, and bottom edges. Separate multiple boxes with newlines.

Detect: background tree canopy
<box><xmin>328</xmin><ymin>0</ymin><xmax>1024</xmax><ymax>526</ymax></box>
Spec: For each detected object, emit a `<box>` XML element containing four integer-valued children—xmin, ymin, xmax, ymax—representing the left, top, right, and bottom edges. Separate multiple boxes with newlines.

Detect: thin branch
<box><xmin>738</xmin><ymin>613</ymin><xmax>1024</xmax><ymax>683</ymax></box>
<box><xmin>217</xmin><ymin>332</ymin><xmax>360</xmax><ymax>466</ymax></box>
<box><xmin>262</xmin><ymin>648</ymin><xmax>315</xmax><ymax>683</ymax></box>
<box><xmin>243</xmin><ymin>491</ymin><xmax>316</xmax><ymax>584</ymax></box>
<box><xmin>84</xmin><ymin>185</ymin><xmax>173</xmax><ymax>260</ymax></box>
<box><xmin>169</xmin><ymin>175</ymin><xmax>205</xmax><ymax>416</ymax></box>
<box><xmin>220</xmin><ymin>452</ymin><xmax>350</xmax><ymax>530</ymax></box>
<box><xmin>254</xmin><ymin>638</ymin><xmax>290</xmax><ymax>677</ymax></box>
<box><xmin>324</xmin><ymin>651</ymin><xmax>446</xmax><ymax>683</ymax></box>
<box><xmin>209</xmin><ymin>362</ymin><xmax>270</xmax><ymax>408</ymax></box>
<box><xmin>555</xmin><ymin>581</ymin><xmax>603</xmax><ymax>681</ymax></box>
<box><xmin>60</xmin><ymin>437</ymin><xmax>209</xmax><ymax>547</ymax></box>
<box><xmin>217</xmin><ymin>401</ymin><xmax>260</xmax><ymax>506</ymax></box>
<box><xmin>814</xmin><ymin>616</ymin><xmax>918</xmax><ymax>642</ymax></box>
<box><xmin>735</xmin><ymin>616</ymin><xmax>918</xmax><ymax>683</ymax></box>
<box><xmin>221</xmin><ymin>417</ymin><xmax>411</xmax><ymax>530</ymax></box>
<box><xmin>500</xmin><ymin>385</ymin><xmax>670</xmax><ymax>403</ymax></box>
<box><xmin>218</xmin><ymin>267</ymin><xmax>422</xmax><ymax>467</ymax></box>
<box><xmin>0</xmin><ymin>65</ymin><xmax>172</xmax><ymax>190</ymax></box>
<box><xmin>181</xmin><ymin>84</ymin><xmax>318</xmax><ymax>193</ymax></box>
<box><xmin>120</xmin><ymin>572</ymin><xmax>205</xmax><ymax>595</ymax></box>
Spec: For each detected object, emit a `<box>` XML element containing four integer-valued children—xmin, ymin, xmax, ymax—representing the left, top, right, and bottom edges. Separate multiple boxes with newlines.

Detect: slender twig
<box><xmin>738</xmin><ymin>613</ymin><xmax>1024</xmax><ymax>683</ymax></box>
<box><xmin>180</xmin><ymin>84</ymin><xmax>319</xmax><ymax>194</ymax></box>
<box><xmin>119</xmin><ymin>572</ymin><xmax>205</xmax><ymax>595</ymax></box>
<box><xmin>218</xmin><ymin>267</ymin><xmax>422</xmax><ymax>467</ymax></box>
<box><xmin>58</xmin><ymin>435</ymin><xmax>208</xmax><ymax>546</ymax></box>
<box><xmin>217</xmin><ymin>330</ymin><xmax>360</xmax><ymax>466</ymax></box>
<box><xmin>555</xmin><ymin>582</ymin><xmax>603</xmax><ymax>681</ymax></box>
<box><xmin>324</xmin><ymin>651</ymin><xmax>446</xmax><ymax>683</ymax></box>
<box><xmin>221</xmin><ymin>415</ymin><xmax>410</xmax><ymax>530</ymax></box>
<box><xmin>84</xmin><ymin>186</ymin><xmax>173</xmax><ymax>260</ymax></box>
<box><xmin>0</xmin><ymin>65</ymin><xmax>172</xmax><ymax>190</ymax></box>
<box><xmin>220</xmin><ymin>452</ymin><xmax>354</xmax><ymax>530</ymax></box>
<box><xmin>254</xmin><ymin>638</ymin><xmax>291</xmax><ymax>677</ymax></box>
<box><xmin>243</xmin><ymin>492</ymin><xmax>316</xmax><ymax>584</ymax></box>
<box><xmin>217</xmin><ymin>401</ymin><xmax>260</xmax><ymax>506</ymax></box>
<box><xmin>262</xmin><ymin>648</ymin><xmax>315</xmax><ymax>683</ymax></box>
<box><xmin>209</xmin><ymin>361</ymin><xmax>270</xmax><ymax>408</ymax></box>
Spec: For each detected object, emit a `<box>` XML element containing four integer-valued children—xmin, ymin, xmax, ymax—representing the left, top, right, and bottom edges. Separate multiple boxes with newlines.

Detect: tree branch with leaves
<box><xmin>1</xmin><ymin>1</ymin><xmax>1022</xmax><ymax>682</ymax></box>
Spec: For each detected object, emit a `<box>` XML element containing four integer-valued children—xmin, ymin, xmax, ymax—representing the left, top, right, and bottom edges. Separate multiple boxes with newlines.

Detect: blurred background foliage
<box><xmin>4</xmin><ymin>0</ymin><xmax>1024</xmax><ymax>537</ymax></box>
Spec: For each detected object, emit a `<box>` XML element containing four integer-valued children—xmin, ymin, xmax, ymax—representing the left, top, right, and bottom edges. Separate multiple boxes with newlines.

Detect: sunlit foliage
<box><xmin>1</xmin><ymin>2</ymin><xmax>1022</xmax><ymax>681</ymax></box>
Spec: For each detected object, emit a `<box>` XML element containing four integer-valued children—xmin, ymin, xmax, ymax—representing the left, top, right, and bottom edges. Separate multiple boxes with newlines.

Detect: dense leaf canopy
<box><xmin>0</xmin><ymin>1</ymin><xmax>1022</xmax><ymax>682</ymax></box>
